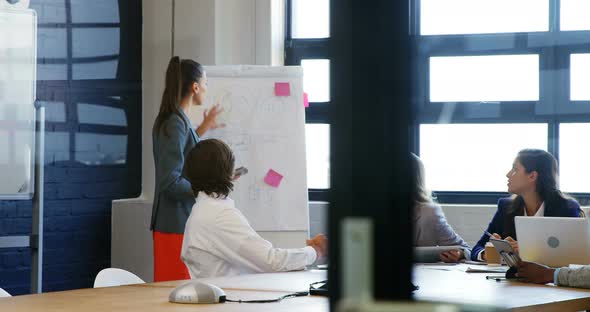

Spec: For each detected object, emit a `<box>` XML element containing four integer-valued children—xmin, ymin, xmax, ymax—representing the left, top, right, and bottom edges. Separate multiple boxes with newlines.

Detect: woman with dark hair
<box><xmin>471</xmin><ymin>149</ymin><xmax>580</xmax><ymax>261</ymax></box>
<box><xmin>151</xmin><ymin>56</ymin><xmax>224</xmax><ymax>281</ymax></box>
<box><xmin>411</xmin><ymin>154</ymin><xmax>471</xmax><ymax>262</ymax></box>
<box><xmin>181</xmin><ymin>139</ymin><xmax>327</xmax><ymax>278</ymax></box>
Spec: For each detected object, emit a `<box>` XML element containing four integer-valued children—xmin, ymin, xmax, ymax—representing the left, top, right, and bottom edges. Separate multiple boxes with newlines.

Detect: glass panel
<box><xmin>291</xmin><ymin>0</ymin><xmax>329</xmax><ymax>38</ymax></box>
<box><xmin>0</xmin><ymin>131</ymin><xmax>8</xmax><ymax>165</ymax></box>
<box><xmin>72</xmin><ymin>28</ymin><xmax>120</xmax><ymax>58</ymax></box>
<box><xmin>30</xmin><ymin>0</ymin><xmax>67</xmax><ymax>24</ymax></box>
<box><xmin>38</xmin><ymin>28</ymin><xmax>67</xmax><ymax>59</ymax></box>
<box><xmin>70</xmin><ymin>0</ymin><xmax>120</xmax><ymax>23</ymax></box>
<box><xmin>430</xmin><ymin>55</ymin><xmax>539</xmax><ymax>102</ymax></box>
<box><xmin>301</xmin><ymin>59</ymin><xmax>330</xmax><ymax>103</ymax></box>
<box><xmin>73</xmin><ymin>60</ymin><xmax>118</xmax><ymax>80</ymax></box>
<box><xmin>560</xmin><ymin>123</ymin><xmax>590</xmax><ymax>192</ymax></box>
<box><xmin>420</xmin><ymin>123</ymin><xmax>548</xmax><ymax>192</ymax></box>
<box><xmin>45</xmin><ymin>132</ymin><xmax>70</xmax><ymax>165</ymax></box>
<box><xmin>75</xmin><ymin>133</ymin><xmax>127</xmax><ymax>165</ymax></box>
<box><xmin>38</xmin><ymin>64</ymin><xmax>68</xmax><ymax>81</ymax></box>
<box><xmin>40</xmin><ymin>101</ymin><xmax>66</xmax><ymax>123</ymax></box>
<box><xmin>420</xmin><ymin>0</ymin><xmax>549</xmax><ymax>35</ymax></box>
<box><xmin>0</xmin><ymin>10</ymin><xmax>37</xmax><ymax>197</ymax></box>
<box><xmin>78</xmin><ymin>103</ymin><xmax>127</xmax><ymax>127</ymax></box>
<box><xmin>561</xmin><ymin>0</ymin><xmax>590</xmax><ymax>31</ymax></box>
<box><xmin>305</xmin><ymin>124</ymin><xmax>330</xmax><ymax>189</ymax></box>
<box><xmin>570</xmin><ymin>54</ymin><xmax>590</xmax><ymax>100</ymax></box>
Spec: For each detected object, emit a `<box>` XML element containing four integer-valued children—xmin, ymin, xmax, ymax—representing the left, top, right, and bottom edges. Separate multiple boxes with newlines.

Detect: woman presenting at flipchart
<box><xmin>151</xmin><ymin>56</ymin><xmax>224</xmax><ymax>281</ymax></box>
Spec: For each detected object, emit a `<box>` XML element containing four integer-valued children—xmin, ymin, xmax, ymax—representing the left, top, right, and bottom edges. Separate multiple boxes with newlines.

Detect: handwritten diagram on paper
<box><xmin>187</xmin><ymin>66</ymin><xmax>308</xmax><ymax>231</ymax></box>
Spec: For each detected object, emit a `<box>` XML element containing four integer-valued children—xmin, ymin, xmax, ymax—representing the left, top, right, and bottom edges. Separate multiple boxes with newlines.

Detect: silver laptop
<box><xmin>515</xmin><ymin>216</ymin><xmax>590</xmax><ymax>267</ymax></box>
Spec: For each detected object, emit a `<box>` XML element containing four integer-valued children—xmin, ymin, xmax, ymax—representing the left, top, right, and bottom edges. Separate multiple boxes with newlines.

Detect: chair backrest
<box><xmin>93</xmin><ymin>268</ymin><xmax>145</xmax><ymax>288</ymax></box>
<box><xmin>0</xmin><ymin>288</ymin><xmax>11</xmax><ymax>297</ymax></box>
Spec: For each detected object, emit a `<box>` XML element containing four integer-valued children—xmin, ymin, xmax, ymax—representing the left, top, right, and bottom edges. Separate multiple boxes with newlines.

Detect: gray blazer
<box><xmin>414</xmin><ymin>202</ymin><xmax>471</xmax><ymax>259</ymax></box>
<box><xmin>151</xmin><ymin>110</ymin><xmax>199</xmax><ymax>233</ymax></box>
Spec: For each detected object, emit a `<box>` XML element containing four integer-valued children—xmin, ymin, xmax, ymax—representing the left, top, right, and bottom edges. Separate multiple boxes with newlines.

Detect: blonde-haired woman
<box><xmin>411</xmin><ymin>154</ymin><xmax>471</xmax><ymax>262</ymax></box>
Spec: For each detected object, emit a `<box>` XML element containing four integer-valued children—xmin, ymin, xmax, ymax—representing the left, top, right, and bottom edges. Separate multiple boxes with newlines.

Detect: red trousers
<box><xmin>152</xmin><ymin>231</ymin><xmax>190</xmax><ymax>282</ymax></box>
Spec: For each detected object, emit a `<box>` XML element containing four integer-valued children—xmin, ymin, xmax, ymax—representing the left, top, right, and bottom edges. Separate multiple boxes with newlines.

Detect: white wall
<box><xmin>141</xmin><ymin>0</ymin><xmax>173</xmax><ymax>200</ymax></box>
<box><xmin>174</xmin><ymin>0</ymin><xmax>216</xmax><ymax>64</ymax></box>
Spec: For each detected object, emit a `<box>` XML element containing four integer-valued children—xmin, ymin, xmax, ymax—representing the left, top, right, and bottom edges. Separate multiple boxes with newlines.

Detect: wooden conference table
<box><xmin>2</xmin><ymin>264</ymin><xmax>590</xmax><ymax>311</ymax></box>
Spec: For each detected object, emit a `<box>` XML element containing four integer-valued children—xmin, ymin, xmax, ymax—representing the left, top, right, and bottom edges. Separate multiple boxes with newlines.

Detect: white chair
<box><xmin>0</xmin><ymin>288</ymin><xmax>11</xmax><ymax>297</ymax></box>
<box><xmin>93</xmin><ymin>268</ymin><xmax>145</xmax><ymax>288</ymax></box>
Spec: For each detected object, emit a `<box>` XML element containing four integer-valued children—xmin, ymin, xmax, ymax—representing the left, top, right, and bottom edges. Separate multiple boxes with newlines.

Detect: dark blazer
<box><xmin>151</xmin><ymin>110</ymin><xmax>199</xmax><ymax>233</ymax></box>
<box><xmin>470</xmin><ymin>196</ymin><xmax>580</xmax><ymax>261</ymax></box>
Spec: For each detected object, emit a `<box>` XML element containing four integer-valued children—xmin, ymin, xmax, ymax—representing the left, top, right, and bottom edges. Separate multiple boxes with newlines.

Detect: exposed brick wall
<box><xmin>0</xmin><ymin>0</ymin><xmax>142</xmax><ymax>295</ymax></box>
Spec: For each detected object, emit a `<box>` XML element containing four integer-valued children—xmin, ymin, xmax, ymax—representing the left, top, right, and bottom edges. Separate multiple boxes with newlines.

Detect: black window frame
<box><xmin>413</xmin><ymin>0</ymin><xmax>590</xmax><ymax>205</ymax></box>
<box><xmin>285</xmin><ymin>0</ymin><xmax>331</xmax><ymax>202</ymax></box>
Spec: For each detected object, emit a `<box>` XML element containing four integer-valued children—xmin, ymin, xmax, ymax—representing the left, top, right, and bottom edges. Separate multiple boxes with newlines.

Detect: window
<box><xmin>305</xmin><ymin>124</ymin><xmax>330</xmax><ymax>189</ymax></box>
<box><xmin>291</xmin><ymin>0</ymin><xmax>329</xmax><ymax>38</ymax></box>
<box><xmin>420</xmin><ymin>124</ymin><xmax>547</xmax><ymax>192</ymax></box>
<box><xmin>420</xmin><ymin>0</ymin><xmax>549</xmax><ymax>35</ymax></box>
<box><xmin>29</xmin><ymin>0</ymin><xmax>133</xmax><ymax>168</ymax></box>
<box><xmin>560</xmin><ymin>0</ymin><xmax>590</xmax><ymax>31</ymax></box>
<box><xmin>301</xmin><ymin>59</ymin><xmax>330</xmax><ymax>103</ymax></box>
<box><xmin>415</xmin><ymin>0</ymin><xmax>590</xmax><ymax>203</ymax></box>
<box><xmin>286</xmin><ymin>0</ymin><xmax>331</xmax><ymax>201</ymax></box>
<box><xmin>560</xmin><ymin>123</ymin><xmax>590</xmax><ymax>193</ymax></box>
<box><xmin>570</xmin><ymin>54</ymin><xmax>590</xmax><ymax>101</ymax></box>
<box><xmin>430</xmin><ymin>55</ymin><xmax>539</xmax><ymax>102</ymax></box>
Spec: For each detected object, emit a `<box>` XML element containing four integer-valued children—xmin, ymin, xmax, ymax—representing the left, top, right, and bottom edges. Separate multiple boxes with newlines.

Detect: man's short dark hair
<box><xmin>185</xmin><ymin>139</ymin><xmax>235</xmax><ymax>198</ymax></box>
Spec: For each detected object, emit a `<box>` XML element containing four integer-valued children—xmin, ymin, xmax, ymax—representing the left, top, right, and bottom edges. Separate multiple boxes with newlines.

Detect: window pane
<box><xmin>305</xmin><ymin>124</ymin><xmax>330</xmax><ymax>189</ymax></box>
<box><xmin>561</xmin><ymin>0</ymin><xmax>590</xmax><ymax>31</ymax></box>
<box><xmin>71</xmin><ymin>0</ymin><xmax>120</xmax><ymax>23</ymax></box>
<box><xmin>430</xmin><ymin>55</ymin><xmax>539</xmax><ymax>102</ymax></box>
<box><xmin>302</xmin><ymin>59</ymin><xmax>330</xmax><ymax>102</ymax></box>
<box><xmin>420</xmin><ymin>123</ymin><xmax>547</xmax><ymax>192</ymax></box>
<box><xmin>570</xmin><ymin>54</ymin><xmax>590</xmax><ymax>100</ymax></box>
<box><xmin>73</xmin><ymin>28</ymin><xmax>120</xmax><ymax>58</ymax></box>
<box><xmin>75</xmin><ymin>133</ymin><xmax>127</xmax><ymax>165</ymax></box>
<box><xmin>291</xmin><ymin>0</ymin><xmax>329</xmax><ymax>39</ymax></box>
<box><xmin>421</xmin><ymin>0</ymin><xmax>549</xmax><ymax>35</ymax></box>
<box><xmin>78</xmin><ymin>103</ymin><xmax>127</xmax><ymax>127</ymax></box>
<box><xmin>560</xmin><ymin>124</ymin><xmax>590</xmax><ymax>192</ymax></box>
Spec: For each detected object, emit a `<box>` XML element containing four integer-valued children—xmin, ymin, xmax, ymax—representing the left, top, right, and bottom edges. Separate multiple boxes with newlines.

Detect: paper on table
<box><xmin>465</xmin><ymin>266</ymin><xmax>509</xmax><ymax>273</ymax></box>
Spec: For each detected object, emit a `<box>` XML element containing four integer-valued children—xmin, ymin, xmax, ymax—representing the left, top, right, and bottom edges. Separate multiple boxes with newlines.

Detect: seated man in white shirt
<box><xmin>181</xmin><ymin>138</ymin><xmax>327</xmax><ymax>278</ymax></box>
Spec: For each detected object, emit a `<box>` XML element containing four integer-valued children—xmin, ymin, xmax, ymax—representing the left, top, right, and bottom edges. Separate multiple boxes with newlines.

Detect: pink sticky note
<box><xmin>303</xmin><ymin>92</ymin><xmax>309</xmax><ymax>108</ymax></box>
<box><xmin>264</xmin><ymin>169</ymin><xmax>284</xmax><ymax>187</ymax></box>
<box><xmin>275</xmin><ymin>82</ymin><xmax>291</xmax><ymax>96</ymax></box>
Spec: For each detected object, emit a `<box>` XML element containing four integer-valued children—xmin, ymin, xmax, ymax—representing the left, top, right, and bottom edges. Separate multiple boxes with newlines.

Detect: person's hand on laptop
<box><xmin>307</xmin><ymin>234</ymin><xmax>328</xmax><ymax>259</ymax></box>
<box><xmin>516</xmin><ymin>261</ymin><xmax>555</xmax><ymax>284</ymax></box>
<box><xmin>440</xmin><ymin>250</ymin><xmax>463</xmax><ymax>263</ymax></box>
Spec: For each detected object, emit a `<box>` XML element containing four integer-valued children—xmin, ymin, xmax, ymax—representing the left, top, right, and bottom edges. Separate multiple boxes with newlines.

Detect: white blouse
<box><xmin>181</xmin><ymin>192</ymin><xmax>317</xmax><ymax>278</ymax></box>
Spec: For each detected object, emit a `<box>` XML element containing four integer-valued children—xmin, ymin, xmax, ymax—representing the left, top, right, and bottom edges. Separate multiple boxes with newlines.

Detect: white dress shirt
<box><xmin>524</xmin><ymin>202</ymin><xmax>545</xmax><ymax>216</ymax></box>
<box><xmin>181</xmin><ymin>192</ymin><xmax>317</xmax><ymax>278</ymax></box>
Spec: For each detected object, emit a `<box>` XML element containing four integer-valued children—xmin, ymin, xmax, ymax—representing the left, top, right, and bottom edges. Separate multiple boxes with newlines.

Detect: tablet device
<box><xmin>413</xmin><ymin>246</ymin><xmax>464</xmax><ymax>263</ymax></box>
<box><xmin>489</xmin><ymin>238</ymin><xmax>521</xmax><ymax>267</ymax></box>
